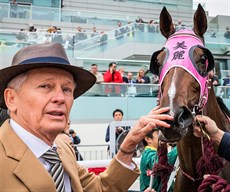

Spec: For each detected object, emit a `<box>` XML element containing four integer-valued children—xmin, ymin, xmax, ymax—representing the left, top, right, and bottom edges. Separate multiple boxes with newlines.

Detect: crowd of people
<box><xmin>13</xmin><ymin>24</ymin><xmax>109</xmax><ymax>49</ymax></box>
<box><xmin>87</xmin><ymin>61</ymin><xmax>158</xmax><ymax>97</ymax></box>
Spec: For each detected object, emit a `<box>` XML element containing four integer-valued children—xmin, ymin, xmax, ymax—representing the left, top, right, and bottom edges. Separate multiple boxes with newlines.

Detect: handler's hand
<box><xmin>193</xmin><ymin>115</ymin><xmax>224</xmax><ymax>145</ymax></box>
<box><xmin>117</xmin><ymin>106</ymin><xmax>173</xmax><ymax>164</ymax></box>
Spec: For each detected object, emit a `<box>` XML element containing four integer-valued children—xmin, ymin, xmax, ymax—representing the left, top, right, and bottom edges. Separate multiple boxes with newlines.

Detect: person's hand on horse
<box><xmin>116</xmin><ymin>106</ymin><xmax>173</xmax><ymax>165</ymax></box>
<box><xmin>194</xmin><ymin>115</ymin><xmax>224</xmax><ymax>145</ymax></box>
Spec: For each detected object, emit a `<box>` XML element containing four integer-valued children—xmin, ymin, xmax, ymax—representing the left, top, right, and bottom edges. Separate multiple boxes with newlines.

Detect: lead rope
<box><xmin>195</xmin><ymin>121</ymin><xmax>227</xmax><ymax>192</ymax></box>
<box><xmin>153</xmin><ymin>142</ymin><xmax>174</xmax><ymax>192</ymax></box>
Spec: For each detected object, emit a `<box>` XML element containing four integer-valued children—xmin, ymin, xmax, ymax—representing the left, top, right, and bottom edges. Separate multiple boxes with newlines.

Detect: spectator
<box><xmin>135</xmin><ymin>18</ymin><xmax>145</xmax><ymax>32</ymax></box>
<box><xmin>222</xmin><ymin>74</ymin><xmax>230</xmax><ymax>98</ymax></box>
<box><xmin>26</xmin><ymin>24</ymin><xmax>37</xmax><ymax>43</ymax></box>
<box><xmin>91</xmin><ymin>26</ymin><xmax>99</xmax><ymax>38</ymax></box>
<box><xmin>127</xmin><ymin>72</ymin><xmax>135</xmax><ymax>84</ymax></box>
<box><xmin>126</xmin><ymin>21</ymin><xmax>135</xmax><ymax>37</ymax></box>
<box><xmin>91</xmin><ymin>26</ymin><xmax>100</xmax><ymax>42</ymax></box>
<box><xmin>15</xmin><ymin>29</ymin><xmax>28</xmax><ymax>46</ymax></box>
<box><xmin>209</xmin><ymin>70</ymin><xmax>220</xmax><ymax>86</ymax></box>
<box><xmin>104</xmin><ymin>62</ymin><xmax>123</xmax><ymax>95</ymax></box>
<box><xmin>175</xmin><ymin>20</ymin><xmax>185</xmax><ymax>31</ymax></box>
<box><xmin>10</xmin><ymin>0</ymin><xmax>17</xmax><ymax>18</ymax></box>
<box><xmin>119</xmin><ymin>67</ymin><xmax>128</xmax><ymax>83</ymax></box>
<box><xmin>147</xmin><ymin>20</ymin><xmax>156</xmax><ymax>33</ymax></box>
<box><xmin>87</xmin><ymin>64</ymin><xmax>104</xmax><ymax>96</ymax></box>
<box><xmin>28</xmin><ymin>24</ymin><xmax>37</xmax><ymax>32</ymax></box>
<box><xmin>136</xmin><ymin>69</ymin><xmax>151</xmax><ymax>95</ymax></box>
<box><xmin>99</xmin><ymin>31</ymin><xmax>108</xmax><ymax>45</ymax></box>
<box><xmin>222</xmin><ymin>74</ymin><xmax>230</xmax><ymax>86</ymax></box>
<box><xmin>56</xmin><ymin>119</ymin><xmax>74</xmax><ymax>147</ymax></box>
<box><xmin>104</xmin><ymin>62</ymin><xmax>123</xmax><ymax>83</ymax></box>
<box><xmin>51</xmin><ymin>26</ymin><xmax>63</xmax><ymax>44</ymax></box>
<box><xmin>209</xmin><ymin>30</ymin><xmax>216</xmax><ymax>38</ymax></box>
<box><xmin>91</xmin><ymin>64</ymin><xmax>104</xmax><ymax>83</ymax></box>
<box><xmin>136</xmin><ymin>69</ymin><xmax>150</xmax><ymax>84</ymax></box>
<box><xmin>115</xmin><ymin>21</ymin><xmax>126</xmax><ymax>40</ymax></box>
<box><xmin>224</xmin><ymin>27</ymin><xmax>230</xmax><ymax>39</ymax></box>
<box><xmin>57</xmin><ymin>119</ymin><xmax>82</xmax><ymax>160</ymax></box>
<box><xmin>126</xmin><ymin>72</ymin><xmax>137</xmax><ymax>96</ymax></box>
<box><xmin>105</xmin><ymin>109</ymin><xmax>131</xmax><ymax>154</ymax></box>
<box><xmin>140</xmin><ymin>129</ymin><xmax>177</xmax><ymax>192</ymax></box>
<box><xmin>63</xmin><ymin>34</ymin><xmax>74</xmax><ymax>50</ymax></box>
<box><xmin>75</xmin><ymin>26</ymin><xmax>87</xmax><ymax>42</ymax></box>
<box><xmin>69</xmin><ymin>128</ymin><xmax>83</xmax><ymax>161</ymax></box>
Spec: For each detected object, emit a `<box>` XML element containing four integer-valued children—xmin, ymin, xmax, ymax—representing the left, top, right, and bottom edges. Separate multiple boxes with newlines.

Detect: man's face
<box><xmin>110</xmin><ymin>64</ymin><xmax>117</xmax><ymax>72</ymax></box>
<box><xmin>5</xmin><ymin>67</ymin><xmax>75</xmax><ymax>143</ymax></box>
<box><xmin>127</xmin><ymin>73</ymin><xmax>133</xmax><ymax>80</ymax></box>
<box><xmin>146</xmin><ymin>130</ymin><xmax>159</xmax><ymax>148</ymax></box>
<box><xmin>91</xmin><ymin>65</ymin><xmax>98</xmax><ymax>74</ymax></box>
<box><xmin>113</xmin><ymin>112</ymin><xmax>123</xmax><ymax>121</ymax></box>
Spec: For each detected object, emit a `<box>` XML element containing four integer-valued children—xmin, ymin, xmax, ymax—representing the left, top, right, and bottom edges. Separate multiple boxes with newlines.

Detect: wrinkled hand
<box><xmin>120</xmin><ymin>106</ymin><xmax>173</xmax><ymax>152</ymax></box>
<box><xmin>193</xmin><ymin>115</ymin><xmax>224</xmax><ymax>145</ymax></box>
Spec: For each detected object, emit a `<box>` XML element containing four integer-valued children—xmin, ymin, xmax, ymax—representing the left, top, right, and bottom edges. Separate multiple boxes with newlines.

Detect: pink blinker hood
<box><xmin>159</xmin><ymin>29</ymin><xmax>209</xmax><ymax>109</ymax></box>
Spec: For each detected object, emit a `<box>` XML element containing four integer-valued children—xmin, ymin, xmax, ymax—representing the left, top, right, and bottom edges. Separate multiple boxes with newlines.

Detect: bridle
<box><xmin>151</xmin><ymin>29</ymin><xmax>214</xmax><ymax>116</ymax></box>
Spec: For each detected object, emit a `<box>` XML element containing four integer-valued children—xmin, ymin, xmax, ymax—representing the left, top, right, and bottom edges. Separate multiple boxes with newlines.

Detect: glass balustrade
<box><xmin>0</xmin><ymin>2</ymin><xmax>136</xmax><ymax>24</ymax></box>
<box><xmin>1</xmin><ymin>23</ymin><xmax>229</xmax><ymax>64</ymax></box>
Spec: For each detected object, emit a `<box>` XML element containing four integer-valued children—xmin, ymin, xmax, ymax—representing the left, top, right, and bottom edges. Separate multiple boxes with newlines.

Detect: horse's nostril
<box><xmin>174</xmin><ymin>107</ymin><xmax>193</xmax><ymax>128</ymax></box>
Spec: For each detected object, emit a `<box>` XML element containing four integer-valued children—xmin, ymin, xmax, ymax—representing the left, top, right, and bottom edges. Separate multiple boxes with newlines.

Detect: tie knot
<box><xmin>42</xmin><ymin>148</ymin><xmax>61</xmax><ymax>164</ymax></box>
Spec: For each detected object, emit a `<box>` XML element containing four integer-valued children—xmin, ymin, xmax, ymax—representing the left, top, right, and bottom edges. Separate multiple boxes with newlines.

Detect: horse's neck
<box><xmin>177</xmin><ymin>131</ymin><xmax>201</xmax><ymax>176</ymax></box>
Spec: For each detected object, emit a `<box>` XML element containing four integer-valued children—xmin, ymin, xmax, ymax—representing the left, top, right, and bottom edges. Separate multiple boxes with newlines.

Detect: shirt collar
<box><xmin>145</xmin><ymin>146</ymin><xmax>157</xmax><ymax>151</ymax></box>
<box><xmin>10</xmin><ymin>119</ymin><xmax>52</xmax><ymax>158</ymax></box>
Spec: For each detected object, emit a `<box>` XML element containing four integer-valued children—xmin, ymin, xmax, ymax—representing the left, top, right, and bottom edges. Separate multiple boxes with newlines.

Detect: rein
<box><xmin>180</xmin><ymin>168</ymin><xmax>203</xmax><ymax>182</ymax></box>
<box><xmin>180</xmin><ymin>79</ymin><xmax>223</xmax><ymax>184</ymax></box>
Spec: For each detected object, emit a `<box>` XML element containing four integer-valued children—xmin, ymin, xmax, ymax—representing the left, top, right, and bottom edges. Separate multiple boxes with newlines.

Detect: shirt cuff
<box><xmin>115</xmin><ymin>156</ymin><xmax>135</xmax><ymax>170</ymax></box>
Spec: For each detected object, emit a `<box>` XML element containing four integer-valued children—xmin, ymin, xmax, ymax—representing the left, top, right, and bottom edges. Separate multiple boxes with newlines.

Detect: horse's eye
<box><xmin>200</xmin><ymin>55</ymin><xmax>207</xmax><ymax>64</ymax></box>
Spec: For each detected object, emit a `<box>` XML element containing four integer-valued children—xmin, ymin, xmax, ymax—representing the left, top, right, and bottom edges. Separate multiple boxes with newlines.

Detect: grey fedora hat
<box><xmin>0</xmin><ymin>43</ymin><xmax>96</xmax><ymax>109</ymax></box>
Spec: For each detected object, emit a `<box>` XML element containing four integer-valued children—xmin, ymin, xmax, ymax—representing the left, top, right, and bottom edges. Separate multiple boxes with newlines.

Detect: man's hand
<box><xmin>193</xmin><ymin>115</ymin><xmax>224</xmax><ymax>145</ymax></box>
<box><xmin>116</xmin><ymin>106</ymin><xmax>173</xmax><ymax>164</ymax></box>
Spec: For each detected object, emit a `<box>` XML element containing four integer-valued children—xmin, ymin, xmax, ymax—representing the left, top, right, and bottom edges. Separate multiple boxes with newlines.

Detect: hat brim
<box><xmin>0</xmin><ymin>62</ymin><xmax>96</xmax><ymax>109</ymax></box>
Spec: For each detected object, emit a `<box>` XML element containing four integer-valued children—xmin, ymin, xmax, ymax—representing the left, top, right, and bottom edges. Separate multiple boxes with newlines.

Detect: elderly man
<box><xmin>0</xmin><ymin>43</ymin><xmax>173</xmax><ymax>192</ymax></box>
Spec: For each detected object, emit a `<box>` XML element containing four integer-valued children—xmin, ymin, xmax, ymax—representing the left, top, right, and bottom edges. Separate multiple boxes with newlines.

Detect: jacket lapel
<box><xmin>14</xmin><ymin>148</ymin><xmax>56</xmax><ymax>191</ymax></box>
<box><xmin>56</xmin><ymin>138</ymin><xmax>83</xmax><ymax>192</ymax></box>
<box><xmin>1</xmin><ymin>121</ymin><xmax>56</xmax><ymax>192</ymax></box>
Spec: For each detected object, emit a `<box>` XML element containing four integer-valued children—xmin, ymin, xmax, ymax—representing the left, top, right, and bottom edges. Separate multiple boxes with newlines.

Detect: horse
<box><xmin>150</xmin><ymin>4</ymin><xmax>230</xmax><ymax>192</ymax></box>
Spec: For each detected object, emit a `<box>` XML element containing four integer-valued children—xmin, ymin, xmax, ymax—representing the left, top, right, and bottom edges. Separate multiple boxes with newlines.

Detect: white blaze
<box><xmin>167</xmin><ymin>68</ymin><xmax>177</xmax><ymax>116</ymax></box>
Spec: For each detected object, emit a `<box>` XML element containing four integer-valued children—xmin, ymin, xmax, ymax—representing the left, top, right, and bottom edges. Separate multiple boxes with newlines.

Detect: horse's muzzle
<box><xmin>158</xmin><ymin>106</ymin><xmax>194</xmax><ymax>142</ymax></box>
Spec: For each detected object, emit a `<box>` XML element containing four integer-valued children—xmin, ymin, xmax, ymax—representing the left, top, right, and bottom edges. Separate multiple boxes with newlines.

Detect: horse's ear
<box><xmin>193</xmin><ymin>4</ymin><xmax>207</xmax><ymax>37</ymax></box>
<box><xmin>160</xmin><ymin>6</ymin><xmax>175</xmax><ymax>39</ymax></box>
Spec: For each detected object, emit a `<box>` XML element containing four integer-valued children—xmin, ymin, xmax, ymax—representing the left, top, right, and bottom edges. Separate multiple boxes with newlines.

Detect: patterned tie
<box><xmin>42</xmin><ymin>148</ymin><xmax>65</xmax><ymax>192</ymax></box>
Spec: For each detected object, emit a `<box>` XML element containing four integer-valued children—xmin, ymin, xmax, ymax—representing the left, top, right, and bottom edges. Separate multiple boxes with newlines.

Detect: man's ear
<box><xmin>4</xmin><ymin>88</ymin><xmax>17</xmax><ymax>113</ymax></box>
<box><xmin>144</xmin><ymin>136</ymin><xmax>151</xmax><ymax>144</ymax></box>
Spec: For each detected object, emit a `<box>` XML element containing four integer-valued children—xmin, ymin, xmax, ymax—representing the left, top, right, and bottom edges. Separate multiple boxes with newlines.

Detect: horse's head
<box><xmin>150</xmin><ymin>4</ymin><xmax>215</xmax><ymax>142</ymax></box>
